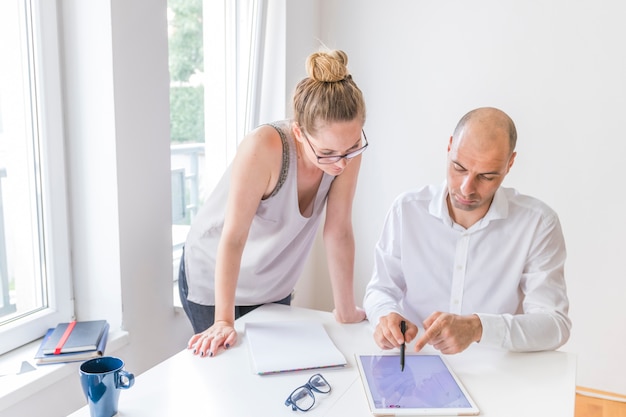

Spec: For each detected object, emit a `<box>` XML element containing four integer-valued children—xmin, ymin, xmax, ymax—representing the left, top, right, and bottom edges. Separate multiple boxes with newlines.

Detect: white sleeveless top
<box><xmin>184</xmin><ymin>120</ymin><xmax>335</xmax><ymax>306</ymax></box>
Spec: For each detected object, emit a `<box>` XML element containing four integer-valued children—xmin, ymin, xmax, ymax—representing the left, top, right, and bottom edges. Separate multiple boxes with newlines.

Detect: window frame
<box><xmin>0</xmin><ymin>0</ymin><xmax>73</xmax><ymax>355</ymax></box>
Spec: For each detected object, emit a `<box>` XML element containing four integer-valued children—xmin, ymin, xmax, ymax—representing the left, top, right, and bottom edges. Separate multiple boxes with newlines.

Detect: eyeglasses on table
<box><xmin>284</xmin><ymin>373</ymin><xmax>332</xmax><ymax>412</ymax></box>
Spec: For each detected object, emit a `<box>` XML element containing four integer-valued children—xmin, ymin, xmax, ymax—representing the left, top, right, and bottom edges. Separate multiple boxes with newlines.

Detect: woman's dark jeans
<box><xmin>178</xmin><ymin>248</ymin><xmax>291</xmax><ymax>333</ymax></box>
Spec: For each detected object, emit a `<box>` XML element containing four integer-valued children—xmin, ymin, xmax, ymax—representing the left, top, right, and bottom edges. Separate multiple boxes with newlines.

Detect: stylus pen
<box><xmin>400</xmin><ymin>320</ymin><xmax>406</xmax><ymax>372</ymax></box>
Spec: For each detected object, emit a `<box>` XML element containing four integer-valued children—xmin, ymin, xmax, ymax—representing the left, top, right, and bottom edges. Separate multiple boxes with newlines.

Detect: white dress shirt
<box><xmin>364</xmin><ymin>183</ymin><xmax>571</xmax><ymax>352</ymax></box>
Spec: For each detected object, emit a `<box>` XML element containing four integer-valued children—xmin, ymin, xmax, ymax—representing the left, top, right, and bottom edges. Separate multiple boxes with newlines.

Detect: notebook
<box><xmin>355</xmin><ymin>354</ymin><xmax>480</xmax><ymax>416</ymax></box>
<box><xmin>41</xmin><ymin>320</ymin><xmax>108</xmax><ymax>354</ymax></box>
<box><xmin>35</xmin><ymin>323</ymin><xmax>109</xmax><ymax>365</ymax></box>
<box><xmin>245</xmin><ymin>320</ymin><xmax>347</xmax><ymax>375</ymax></box>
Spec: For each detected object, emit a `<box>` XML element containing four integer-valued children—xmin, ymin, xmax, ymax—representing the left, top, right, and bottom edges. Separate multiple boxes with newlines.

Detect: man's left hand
<box><xmin>414</xmin><ymin>311</ymin><xmax>483</xmax><ymax>354</ymax></box>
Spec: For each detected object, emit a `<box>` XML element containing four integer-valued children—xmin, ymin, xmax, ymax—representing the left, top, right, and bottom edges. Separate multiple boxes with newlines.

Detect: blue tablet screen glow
<box><xmin>359</xmin><ymin>355</ymin><xmax>472</xmax><ymax>409</ymax></box>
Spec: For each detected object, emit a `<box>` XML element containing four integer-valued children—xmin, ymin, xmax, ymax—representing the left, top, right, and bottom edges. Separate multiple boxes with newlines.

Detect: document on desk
<box><xmin>245</xmin><ymin>320</ymin><xmax>347</xmax><ymax>375</ymax></box>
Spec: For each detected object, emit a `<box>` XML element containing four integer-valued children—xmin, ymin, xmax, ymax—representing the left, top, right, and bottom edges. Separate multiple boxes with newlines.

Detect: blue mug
<box><xmin>79</xmin><ymin>356</ymin><xmax>135</xmax><ymax>417</ymax></box>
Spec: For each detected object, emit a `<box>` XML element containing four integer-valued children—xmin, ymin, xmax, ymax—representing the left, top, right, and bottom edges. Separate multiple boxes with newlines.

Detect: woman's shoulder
<box><xmin>261</xmin><ymin>120</ymin><xmax>295</xmax><ymax>144</ymax></box>
<box><xmin>239</xmin><ymin>122</ymin><xmax>288</xmax><ymax>155</ymax></box>
<box><xmin>231</xmin><ymin>122</ymin><xmax>291</xmax><ymax>191</ymax></box>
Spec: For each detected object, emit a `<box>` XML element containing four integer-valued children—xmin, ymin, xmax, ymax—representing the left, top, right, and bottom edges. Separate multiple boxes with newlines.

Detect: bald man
<box><xmin>364</xmin><ymin>107</ymin><xmax>571</xmax><ymax>354</ymax></box>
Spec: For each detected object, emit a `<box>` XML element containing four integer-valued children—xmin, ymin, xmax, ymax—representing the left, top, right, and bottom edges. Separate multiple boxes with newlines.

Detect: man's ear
<box><xmin>447</xmin><ymin>136</ymin><xmax>454</xmax><ymax>152</ymax></box>
<box><xmin>507</xmin><ymin>151</ymin><xmax>517</xmax><ymax>173</ymax></box>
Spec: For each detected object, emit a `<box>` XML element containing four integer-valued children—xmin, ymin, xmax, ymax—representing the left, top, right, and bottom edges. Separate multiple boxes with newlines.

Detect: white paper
<box><xmin>245</xmin><ymin>320</ymin><xmax>347</xmax><ymax>375</ymax></box>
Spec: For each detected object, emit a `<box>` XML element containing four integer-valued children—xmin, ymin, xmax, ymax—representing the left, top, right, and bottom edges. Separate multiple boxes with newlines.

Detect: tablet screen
<box><xmin>355</xmin><ymin>354</ymin><xmax>480</xmax><ymax>416</ymax></box>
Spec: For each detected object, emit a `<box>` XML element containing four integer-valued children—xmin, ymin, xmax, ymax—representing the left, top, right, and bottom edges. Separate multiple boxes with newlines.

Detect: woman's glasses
<box><xmin>284</xmin><ymin>373</ymin><xmax>331</xmax><ymax>412</ymax></box>
<box><xmin>303</xmin><ymin>130</ymin><xmax>368</xmax><ymax>164</ymax></box>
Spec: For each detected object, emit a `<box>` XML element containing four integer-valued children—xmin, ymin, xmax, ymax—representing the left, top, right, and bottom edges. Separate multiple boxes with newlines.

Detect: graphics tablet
<box><xmin>355</xmin><ymin>354</ymin><xmax>480</xmax><ymax>416</ymax></box>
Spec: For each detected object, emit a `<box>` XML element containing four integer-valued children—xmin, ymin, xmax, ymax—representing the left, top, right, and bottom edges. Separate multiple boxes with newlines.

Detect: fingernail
<box><xmin>209</xmin><ymin>351</ymin><xmax>214</xmax><ymax>357</ymax></box>
<box><xmin>193</xmin><ymin>349</ymin><xmax>197</xmax><ymax>354</ymax></box>
<box><xmin>200</xmin><ymin>351</ymin><xmax>204</xmax><ymax>357</ymax></box>
<box><xmin>225</xmin><ymin>343</ymin><xmax>230</xmax><ymax>349</ymax></box>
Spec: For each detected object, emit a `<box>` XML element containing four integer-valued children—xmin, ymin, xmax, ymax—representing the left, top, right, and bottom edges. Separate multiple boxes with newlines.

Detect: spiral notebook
<box><xmin>245</xmin><ymin>320</ymin><xmax>347</xmax><ymax>375</ymax></box>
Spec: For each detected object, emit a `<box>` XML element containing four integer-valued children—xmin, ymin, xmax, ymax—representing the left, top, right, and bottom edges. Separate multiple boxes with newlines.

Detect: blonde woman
<box><xmin>179</xmin><ymin>49</ymin><xmax>368</xmax><ymax>357</ymax></box>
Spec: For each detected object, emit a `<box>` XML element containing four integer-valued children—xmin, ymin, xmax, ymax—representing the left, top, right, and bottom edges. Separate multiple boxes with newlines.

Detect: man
<box><xmin>363</xmin><ymin>107</ymin><xmax>571</xmax><ymax>354</ymax></box>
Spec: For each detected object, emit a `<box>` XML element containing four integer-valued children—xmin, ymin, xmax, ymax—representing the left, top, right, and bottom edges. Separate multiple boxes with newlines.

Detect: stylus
<box><xmin>400</xmin><ymin>320</ymin><xmax>406</xmax><ymax>372</ymax></box>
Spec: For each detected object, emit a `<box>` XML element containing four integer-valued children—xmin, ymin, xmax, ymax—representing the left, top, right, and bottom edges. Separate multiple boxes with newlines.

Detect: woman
<box><xmin>179</xmin><ymin>49</ymin><xmax>367</xmax><ymax>357</ymax></box>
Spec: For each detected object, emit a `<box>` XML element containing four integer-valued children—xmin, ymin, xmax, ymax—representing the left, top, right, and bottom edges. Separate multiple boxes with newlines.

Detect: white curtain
<box><xmin>201</xmin><ymin>0</ymin><xmax>285</xmax><ymax>195</ymax></box>
<box><xmin>241</xmin><ymin>0</ymin><xmax>266</xmax><ymax>137</ymax></box>
<box><xmin>235</xmin><ymin>0</ymin><xmax>286</xmax><ymax>144</ymax></box>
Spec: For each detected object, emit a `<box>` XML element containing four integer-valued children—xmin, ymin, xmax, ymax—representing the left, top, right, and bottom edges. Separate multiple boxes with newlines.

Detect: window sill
<box><xmin>0</xmin><ymin>328</ymin><xmax>129</xmax><ymax>412</ymax></box>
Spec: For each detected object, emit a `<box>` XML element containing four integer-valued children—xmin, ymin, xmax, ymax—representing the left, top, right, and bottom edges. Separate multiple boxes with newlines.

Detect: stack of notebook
<box><xmin>34</xmin><ymin>319</ymin><xmax>109</xmax><ymax>365</ymax></box>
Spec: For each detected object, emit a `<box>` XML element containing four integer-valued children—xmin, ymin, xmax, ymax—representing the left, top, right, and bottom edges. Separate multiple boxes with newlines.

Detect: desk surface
<box><xmin>69</xmin><ymin>304</ymin><xmax>576</xmax><ymax>416</ymax></box>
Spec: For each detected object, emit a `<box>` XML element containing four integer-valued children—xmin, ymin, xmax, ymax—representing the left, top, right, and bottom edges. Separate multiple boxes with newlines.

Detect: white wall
<box><xmin>292</xmin><ymin>0</ymin><xmax>626</xmax><ymax>395</ymax></box>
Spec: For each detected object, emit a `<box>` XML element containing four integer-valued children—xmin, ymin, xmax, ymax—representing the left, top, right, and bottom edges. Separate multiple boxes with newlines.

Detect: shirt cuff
<box><xmin>474</xmin><ymin>313</ymin><xmax>506</xmax><ymax>348</ymax></box>
<box><xmin>364</xmin><ymin>305</ymin><xmax>398</xmax><ymax>332</ymax></box>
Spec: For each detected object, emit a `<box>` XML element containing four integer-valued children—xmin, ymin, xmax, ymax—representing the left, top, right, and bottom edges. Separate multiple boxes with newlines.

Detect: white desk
<box><xmin>68</xmin><ymin>304</ymin><xmax>576</xmax><ymax>416</ymax></box>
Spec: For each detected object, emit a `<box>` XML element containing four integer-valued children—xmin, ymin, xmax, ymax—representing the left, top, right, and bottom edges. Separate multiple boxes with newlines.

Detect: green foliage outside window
<box><xmin>170</xmin><ymin>86</ymin><xmax>204</xmax><ymax>143</ymax></box>
<box><xmin>168</xmin><ymin>0</ymin><xmax>204</xmax><ymax>144</ymax></box>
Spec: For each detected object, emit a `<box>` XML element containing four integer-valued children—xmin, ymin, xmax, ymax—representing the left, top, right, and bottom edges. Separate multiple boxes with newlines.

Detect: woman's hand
<box><xmin>333</xmin><ymin>306</ymin><xmax>366</xmax><ymax>323</ymax></box>
<box><xmin>187</xmin><ymin>320</ymin><xmax>237</xmax><ymax>358</ymax></box>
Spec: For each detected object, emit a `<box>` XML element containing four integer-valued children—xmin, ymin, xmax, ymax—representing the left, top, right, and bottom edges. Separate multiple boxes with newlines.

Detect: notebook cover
<box><xmin>41</xmin><ymin>320</ymin><xmax>108</xmax><ymax>354</ymax></box>
<box><xmin>35</xmin><ymin>323</ymin><xmax>109</xmax><ymax>364</ymax></box>
<box><xmin>245</xmin><ymin>320</ymin><xmax>347</xmax><ymax>375</ymax></box>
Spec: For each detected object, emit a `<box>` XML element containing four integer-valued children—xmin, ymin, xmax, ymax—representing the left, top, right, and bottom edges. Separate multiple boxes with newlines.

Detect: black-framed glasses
<box><xmin>284</xmin><ymin>373</ymin><xmax>331</xmax><ymax>412</ymax></box>
<box><xmin>303</xmin><ymin>130</ymin><xmax>368</xmax><ymax>164</ymax></box>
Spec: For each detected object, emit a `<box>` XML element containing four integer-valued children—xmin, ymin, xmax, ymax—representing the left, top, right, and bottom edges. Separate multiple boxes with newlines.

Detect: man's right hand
<box><xmin>373</xmin><ymin>312</ymin><xmax>418</xmax><ymax>350</ymax></box>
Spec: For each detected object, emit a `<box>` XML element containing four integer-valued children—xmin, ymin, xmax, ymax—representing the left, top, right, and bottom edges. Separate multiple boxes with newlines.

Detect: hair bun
<box><xmin>306</xmin><ymin>50</ymin><xmax>349</xmax><ymax>82</ymax></box>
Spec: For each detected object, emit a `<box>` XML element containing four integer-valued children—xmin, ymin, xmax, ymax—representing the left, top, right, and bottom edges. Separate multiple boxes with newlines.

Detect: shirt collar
<box><xmin>429</xmin><ymin>181</ymin><xmax>509</xmax><ymax>229</ymax></box>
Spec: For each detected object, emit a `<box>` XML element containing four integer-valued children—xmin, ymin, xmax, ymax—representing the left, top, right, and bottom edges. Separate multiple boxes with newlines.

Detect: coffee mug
<box><xmin>79</xmin><ymin>356</ymin><xmax>135</xmax><ymax>417</ymax></box>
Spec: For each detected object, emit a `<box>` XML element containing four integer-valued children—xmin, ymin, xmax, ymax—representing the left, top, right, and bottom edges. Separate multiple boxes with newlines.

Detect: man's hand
<box><xmin>414</xmin><ymin>311</ymin><xmax>482</xmax><ymax>354</ymax></box>
<box><xmin>373</xmin><ymin>312</ymin><xmax>418</xmax><ymax>350</ymax></box>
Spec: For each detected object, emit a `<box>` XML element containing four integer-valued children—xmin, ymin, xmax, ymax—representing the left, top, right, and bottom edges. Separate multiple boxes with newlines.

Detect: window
<box><xmin>0</xmin><ymin>0</ymin><xmax>72</xmax><ymax>355</ymax></box>
<box><xmin>167</xmin><ymin>0</ymin><xmax>207</xmax><ymax>287</ymax></box>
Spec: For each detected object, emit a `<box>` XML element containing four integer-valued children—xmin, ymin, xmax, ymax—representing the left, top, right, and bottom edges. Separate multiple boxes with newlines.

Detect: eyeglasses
<box><xmin>303</xmin><ymin>130</ymin><xmax>368</xmax><ymax>164</ymax></box>
<box><xmin>284</xmin><ymin>373</ymin><xmax>331</xmax><ymax>412</ymax></box>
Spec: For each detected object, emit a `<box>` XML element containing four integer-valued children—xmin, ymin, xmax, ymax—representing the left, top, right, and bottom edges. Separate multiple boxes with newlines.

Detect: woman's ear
<box><xmin>291</xmin><ymin>122</ymin><xmax>304</xmax><ymax>143</ymax></box>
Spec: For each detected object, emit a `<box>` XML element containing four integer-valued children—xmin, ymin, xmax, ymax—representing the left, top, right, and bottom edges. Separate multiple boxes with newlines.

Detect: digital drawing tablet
<box><xmin>355</xmin><ymin>354</ymin><xmax>480</xmax><ymax>416</ymax></box>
